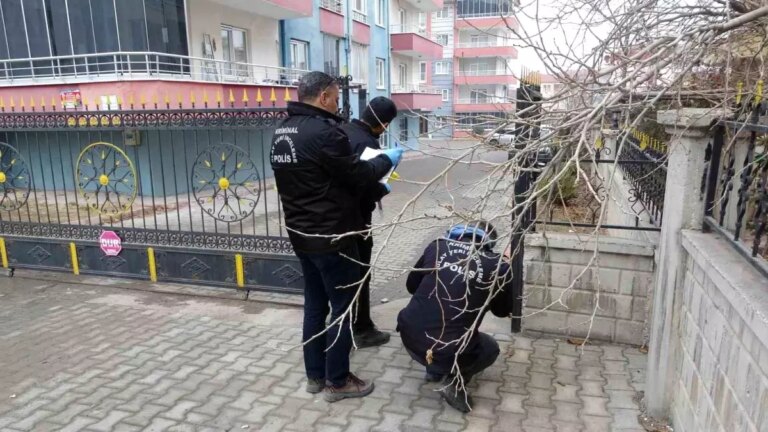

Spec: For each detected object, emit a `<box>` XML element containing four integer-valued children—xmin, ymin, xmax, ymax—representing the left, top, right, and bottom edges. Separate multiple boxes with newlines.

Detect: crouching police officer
<box><xmin>271</xmin><ymin>71</ymin><xmax>404</xmax><ymax>402</ymax></box>
<box><xmin>340</xmin><ymin>97</ymin><xmax>399</xmax><ymax>349</ymax></box>
<box><xmin>397</xmin><ymin>220</ymin><xmax>512</xmax><ymax>412</ymax></box>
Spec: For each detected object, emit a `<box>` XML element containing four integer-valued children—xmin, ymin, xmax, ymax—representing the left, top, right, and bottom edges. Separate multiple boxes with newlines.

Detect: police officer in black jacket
<box><xmin>397</xmin><ymin>220</ymin><xmax>512</xmax><ymax>413</ymax></box>
<box><xmin>270</xmin><ymin>72</ymin><xmax>404</xmax><ymax>403</ymax></box>
<box><xmin>340</xmin><ymin>97</ymin><xmax>399</xmax><ymax>349</ymax></box>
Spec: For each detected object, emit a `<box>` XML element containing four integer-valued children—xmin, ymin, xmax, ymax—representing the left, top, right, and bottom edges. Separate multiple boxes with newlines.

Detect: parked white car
<box><xmin>488</xmin><ymin>129</ymin><xmax>516</xmax><ymax>148</ymax></box>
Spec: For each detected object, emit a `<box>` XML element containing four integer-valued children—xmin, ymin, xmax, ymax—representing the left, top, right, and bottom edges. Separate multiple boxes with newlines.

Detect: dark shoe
<box><xmin>425</xmin><ymin>371</ymin><xmax>444</xmax><ymax>383</ymax></box>
<box><xmin>440</xmin><ymin>380</ymin><xmax>473</xmax><ymax>413</ymax></box>
<box><xmin>323</xmin><ymin>373</ymin><xmax>374</xmax><ymax>403</ymax></box>
<box><xmin>353</xmin><ymin>327</ymin><xmax>391</xmax><ymax>349</ymax></box>
<box><xmin>306</xmin><ymin>377</ymin><xmax>324</xmax><ymax>394</ymax></box>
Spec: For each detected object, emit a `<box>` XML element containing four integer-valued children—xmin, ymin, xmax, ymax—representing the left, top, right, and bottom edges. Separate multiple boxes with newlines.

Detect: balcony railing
<box><xmin>352</xmin><ymin>10</ymin><xmax>368</xmax><ymax>23</ymax></box>
<box><xmin>456</xmin><ymin>97</ymin><xmax>513</xmax><ymax>104</ymax></box>
<box><xmin>320</xmin><ymin>0</ymin><xmax>343</xmax><ymax>14</ymax></box>
<box><xmin>455</xmin><ymin>39</ymin><xmax>514</xmax><ymax>48</ymax></box>
<box><xmin>0</xmin><ymin>52</ymin><xmax>308</xmax><ymax>87</ymax></box>
<box><xmin>392</xmin><ymin>84</ymin><xmax>441</xmax><ymax>94</ymax></box>
<box><xmin>456</xmin><ymin>69</ymin><xmax>514</xmax><ymax>76</ymax></box>
<box><xmin>389</xmin><ymin>24</ymin><xmax>441</xmax><ymax>43</ymax></box>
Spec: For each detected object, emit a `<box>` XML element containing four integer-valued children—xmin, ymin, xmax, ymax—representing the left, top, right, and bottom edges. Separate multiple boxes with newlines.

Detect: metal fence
<box><xmin>0</xmin><ymin>106</ymin><xmax>305</xmax><ymax>293</ymax></box>
<box><xmin>704</xmin><ymin>102</ymin><xmax>768</xmax><ymax>276</ymax></box>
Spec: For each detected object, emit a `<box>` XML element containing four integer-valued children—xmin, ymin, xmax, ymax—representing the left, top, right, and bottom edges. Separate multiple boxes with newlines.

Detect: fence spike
<box><xmin>9</xmin><ymin>96</ymin><xmax>14</xmax><ymax>111</ymax></box>
<box><xmin>270</xmin><ymin>88</ymin><xmax>277</xmax><ymax>103</ymax></box>
<box><xmin>29</xmin><ymin>97</ymin><xmax>35</xmax><ymax>110</ymax></box>
<box><xmin>19</xmin><ymin>96</ymin><xmax>25</xmax><ymax>111</ymax></box>
<box><xmin>190</xmin><ymin>91</ymin><xmax>196</xmax><ymax>106</ymax></box>
<box><xmin>736</xmin><ymin>81</ymin><xmax>743</xmax><ymax>105</ymax></box>
<box><xmin>203</xmin><ymin>90</ymin><xmax>209</xmax><ymax>106</ymax></box>
<box><xmin>117</xmin><ymin>95</ymin><xmax>124</xmax><ymax>108</ymax></box>
<box><xmin>177</xmin><ymin>93</ymin><xmax>183</xmax><ymax>107</ymax></box>
<box><xmin>0</xmin><ymin>97</ymin><xmax>4</xmax><ymax>111</ymax></box>
<box><xmin>51</xmin><ymin>96</ymin><xmax>57</xmax><ymax>110</ymax></box>
<box><xmin>228</xmin><ymin>89</ymin><xmax>235</xmax><ymax>105</ymax></box>
<box><xmin>216</xmin><ymin>91</ymin><xmax>222</xmax><ymax>106</ymax></box>
<box><xmin>242</xmin><ymin>89</ymin><xmax>249</xmax><ymax>104</ymax></box>
<box><xmin>152</xmin><ymin>93</ymin><xmax>159</xmax><ymax>107</ymax></box>
<box><xmin>256</xmin><ymin>88</ymin><xmax>263</xmax><ymax>104</ymax></box>
<box><xmin>164</xmin><ymin>93</ymin><xmax>170</xmax><ymax>107</ymax></box>
<box><xmin>138</xmin><ymin>94</ymin><xmax>146</xmax><ymax>108</ymax></box>
<box><xmin>128</xmin><ymin>94</ymin><xmax>135</xmax><ymax>108</ymax></box>
<box><xmin>284</xmin><ymin>87</ymin><xmax>291</xmax><ymax>102</ymax></box>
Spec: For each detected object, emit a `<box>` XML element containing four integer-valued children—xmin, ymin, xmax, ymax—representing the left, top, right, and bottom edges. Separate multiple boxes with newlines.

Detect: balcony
<box><xmin>399</xmin><ymin>0</ymin><xmax>444</xmax><ymax>12</ymax></box>
<box><xmin>455</xmin><ymin>16</ymin><xmax>519</xmax><ymax>30</ymax></box>
<box><xmin>213</xmin><ymin>0</ymin><xmax>312</xmax><ymax>19</ymax></box>
<box><xmin>454</xmin><ymin>97</ymin><xmax>515</xmax><ymax>112</ymax></box>
<box><xmin>390</xmin><ymin>25</ymin><xmax>444</xmax><ymax>60</ymax></box>
<box><xmin>455</xmin><ymin>40</ymin><xmax>518</xmax><ymax>58</ymax></box>
<box><xmin>0</xmin><ymin>51</ymin><xmax>307</xmax><ymax>87</ymax></box>
<box><xmin>391</xmin><ymin>84</ymin><xmax>442</xmax><ymax>111</ymax></box>
<box><xmin>319</xmin><ymin>0</ymin><xmax>345</xmax><ymax>37</ymax></box>
<box><xmin>454</xmin><ymin>69</ymin><xmax>517</xmax><ymax>85</ymax></box>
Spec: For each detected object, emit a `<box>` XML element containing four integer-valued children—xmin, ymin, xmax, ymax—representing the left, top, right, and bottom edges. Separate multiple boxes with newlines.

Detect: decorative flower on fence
<box><xmin>0</xmin><ymin>142</ymin><xmax>30</xmax><ymax>211</ymax></box>
<box><xmin>76</xmin><ymin>142</ymin><xmax>137</xmax><ymax>217</ymax></box>
<box><xmin>192</xmin><ymin>143</ymin><xmax>262</xmax><ymax>222</ymax></box>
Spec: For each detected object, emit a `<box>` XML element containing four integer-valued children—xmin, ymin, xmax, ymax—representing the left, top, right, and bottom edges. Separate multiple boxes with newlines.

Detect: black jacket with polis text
<box><xmin>397</xmin><ymin>239</ymin><xmax>513</xmax><ymax>373</ymax></box>
<box><xmin>270</xmin><ymin>102</ymin><xmax>393</xmax><ymax>253</ymax></box>
<box><xmin>340</xmin><ymin>119</ymin><xmax>390</xmax><ymax>226</ymax></box>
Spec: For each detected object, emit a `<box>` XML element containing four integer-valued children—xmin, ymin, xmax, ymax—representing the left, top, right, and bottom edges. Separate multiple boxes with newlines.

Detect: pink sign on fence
<box><xmin>100</xmin><ymin>231</ymin><xmax>122</xmax><ymax>256</ymax></box>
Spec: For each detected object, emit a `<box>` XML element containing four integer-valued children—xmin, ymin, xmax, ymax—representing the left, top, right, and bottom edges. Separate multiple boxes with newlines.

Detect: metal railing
<box><xmin>320</xmin><ymin>0</ymin><xmax>344</xmax><ymax>14</ymax></box>
<box><xmin>352</xmin><ymin>10</ymin><xmax>368</xmax><ymax>23</ymax></box>
<box><xmin>703</xmin><ymin>107</ymin><xmax>768</xmax><ymax>276</ymax></box>
<box><xmin>391</xmin><ymin>84</ymin><xmax>441</xmax><ymax>94</ymax></box>
<box><xmin>390</xmin><ymin>24</ymin><xmax>429</xmax><ymax>36</ymax></box>
<box><xmin>456</xmin><ymin>68</ymin><xmax>514</xmax><ymax>76</ymax></box>
<box><xmin>456</xmin><ymin>97</ymin><xmax>513</xmax><ymax>104</ymax></box>
<box><xmin>455</xmin><ymin>39</ymin><xmax>515</xmax><ymax>48</ymax></box>
<box><xmin>0</xmin><ymin>52</ymin><xmax>308</xmax><ymax>87</ymax></box>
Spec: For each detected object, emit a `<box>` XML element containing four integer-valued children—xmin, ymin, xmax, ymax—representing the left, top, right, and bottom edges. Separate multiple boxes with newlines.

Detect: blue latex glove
<box><xmin>382</xmin><ymin>148</ymin><xmax>404</xmax><ymax>166</ymax></box>
<box><xmin>384</xmin><ymin>183</ymin><xmax>392</xmax><ymax>194</ymax></box>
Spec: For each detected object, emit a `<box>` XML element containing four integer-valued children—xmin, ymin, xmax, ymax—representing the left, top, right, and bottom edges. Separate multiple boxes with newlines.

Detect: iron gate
<box><xmin>0</xmin><ymin>104</ymin><xmax>306</xmax><ymax>293</ymax></box>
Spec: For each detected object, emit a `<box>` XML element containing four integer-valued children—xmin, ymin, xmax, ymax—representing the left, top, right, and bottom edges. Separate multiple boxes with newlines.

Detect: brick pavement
<box><xmin>0</xmin><ymin>277</ymin><xmax>648</xmax><ymax>431</ymax></box>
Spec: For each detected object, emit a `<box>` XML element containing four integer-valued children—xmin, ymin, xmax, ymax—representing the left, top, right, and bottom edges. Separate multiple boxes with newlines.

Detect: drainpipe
<box><xmin>279</xmin><ymin>20</ymin><xmax>287</xmax><ymax>67</ymax></box>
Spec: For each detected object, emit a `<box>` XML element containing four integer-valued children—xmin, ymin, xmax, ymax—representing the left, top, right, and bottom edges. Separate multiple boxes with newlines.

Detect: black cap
<box><xmin>362</xmin><ymin>97</ymin><xmax>398</xmax><ymax>128</ymax></box>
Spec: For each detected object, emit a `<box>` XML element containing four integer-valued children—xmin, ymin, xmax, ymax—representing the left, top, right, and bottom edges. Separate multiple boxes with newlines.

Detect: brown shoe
<box><xmin>323</xmin><ymin>373</ymin><xmax>374</xmax><ymax>402</ymax></box>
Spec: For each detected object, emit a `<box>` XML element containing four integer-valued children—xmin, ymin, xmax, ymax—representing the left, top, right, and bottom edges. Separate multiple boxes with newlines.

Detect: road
<box><xmin>367</xmin><ymin>140</ymin><xmax>511</xmax><ymax>304</ymax></box>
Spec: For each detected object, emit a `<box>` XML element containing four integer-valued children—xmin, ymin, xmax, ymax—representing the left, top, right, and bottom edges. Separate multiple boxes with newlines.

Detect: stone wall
<box><xmin>523</xmin><ymin>233</ymin><xmax>656</xmax><ymax>346</ymax></box>
<box><xmin>669</xmin><ymin>230</ymin><xmax>768</xmax><ymax>432</ymax></box>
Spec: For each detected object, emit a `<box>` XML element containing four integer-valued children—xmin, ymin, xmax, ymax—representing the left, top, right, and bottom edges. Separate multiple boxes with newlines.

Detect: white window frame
<box><xmin>435</xmin><ymin>6</ymin><xmax>450</xmax><ymax>19</ymax></box>
<box><xmin>441</xmin><ymin>89</ymin><xmax>450</xmax><ymax>102</ymax></box>
<box><xmin>419</xmin><ymin>62</ymin><xmax>427</xmax><ymax>82</ymax></box>
<box><xmin>398</xmin><ymin>63</ymin><xmax>408</xmax><ymax>90</ymax></box>
<box><xmin>354</xmin><ymin>0</ymin><xmax>367</xmax><ymax>14</ymax></box>
<box><xmin>290</xmin><ymin>39</ymin><xmax>309</xmax><ymax>70</ymax></box>
<box><xmin>375</xmin><ymin>0</ymin><xmax>385</xmax><ymax>27</ymax></box>
<box><xmin>351</xmin><ymin>43</ymin><xmax>368</xmax><ymax>83</ymax></box>
<box><xmin>221</xmin><ymin>24</ymin><xmax>249</xmax><ymax>78</ymax></box>
<box><xmin>471</xmin><ymin>89</ymin><xmax>488</xmax><ymax>103</ymax></box>
<box><xmin>376</xmin><ymin>58</ymin><xmax>386</xmax><ymax>89</ymax></box>
<box><xmin>435</xmin><ymin>34</ymin><xmax>449</xmax><ymax>46</ymax></box>
<box><xmin>434</xmin><ymin>61</ymin><xmax>449</xmax><ymax>75</ymax></box>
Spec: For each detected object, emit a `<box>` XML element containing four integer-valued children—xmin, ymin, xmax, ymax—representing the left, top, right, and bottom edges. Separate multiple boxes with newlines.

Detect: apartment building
<box><xmin>0</xmin><ymin>0</ymin><xmax>313</xmax><ymax>107</ymax></box>
<box><xmin>430</xmin><ymin>0</ymin><xmax>519</xmax><ymax>138</ymax></box>
<box><xmin>387</xmin><ymin>0</ymin><xmax>444</xmax><ymax>148</ymax></box>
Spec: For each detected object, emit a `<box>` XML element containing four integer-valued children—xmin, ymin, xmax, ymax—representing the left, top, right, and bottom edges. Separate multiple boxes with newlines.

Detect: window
<box><xmin>353</xmin><ymin>0</ymin><xmax>367</xmax><ymax>21</ymax></box>
<box><xmin>441</xmin><ymin>89</ymin><xmax>450</xmax><ymax>102</ymax></box>
<box><xmin>289</xmin><ymin>39</ymin><xmax>309</xmax><ymax>71</ymax></box>
<box><xmin>419</xmin><ymin>62</ymin><xmax>427</xmax><ymax>82</ymax></box>
<box><xmin>435</xmin><ymin>6</ymin><xmax>450</xmax><ymax>19</ymax></box>
<box><xmin>351</xmin><ymin>43</ymin><xmax>368</xmax><ymax>83</ymax></box>
<box><xmin>399</xmin><ymin>116</ymin><xmax>408</xmax><ymax>142</ymax></box>
<box><xmin>323</xmin><ymin>35</ymin><xmax>340</xmax><ymax>76</ymax></box>
<box><xmin>397</xmin><ymin>9</ymin><xmax>406</xmax><ymax>32</ymax></box>
<box><xmin>470</xmin><ymin>89</ymin><xmax>489</xmax><ymax>103</ymax></box>
<box><xmin>222</xmin><ymin>25</ymin><xmax>249</xmax><ymax>77</ymax></box>
<box><xmin>375</xmin><ymin>58</ymin><xmax>386</xmax><ymax>89</ymax></box>
<box><xmin>470</xmin><ymin>34</ymin><xmax>489</xmax><ymax>47</ymax></box>
<box><xmin>435</xmin><ymin>34</ymin><xmax>449</xmax><ymax>46</ymax></box>
<box><xmin>419</xmin><ymin>117</ymin><xmax>429</xmax><ymax>136</ymax></box>
<box><xmin>375</xmin><ymin>0</ymin><xmax>385</xmax><ymax>26</ymax></box>
<box><xmin>434</xmin><ymin>61</ymin><xmax>450</xmax><ymax>75</ymax></box>
<box><xmin>397</xmin><ymin>63</ymin><xmax>408</xmax><ymax>90</ymax></box>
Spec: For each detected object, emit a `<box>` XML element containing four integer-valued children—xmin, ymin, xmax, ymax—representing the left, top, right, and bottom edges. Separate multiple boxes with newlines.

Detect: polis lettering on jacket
<box><xmin>271</xmin><ymin>134</ymin><xmax>298</xmax><ymax>164</ymax></box>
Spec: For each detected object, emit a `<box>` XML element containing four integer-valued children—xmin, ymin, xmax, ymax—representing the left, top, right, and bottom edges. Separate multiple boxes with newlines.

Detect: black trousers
<box><xmin>405</xmin><ymin>333</ymin><xmax>500</xmax><ymax>383</ymax></box>
<box><xmin>353</xmin><ymin>235</ymin><xmax>375</xmax><ymax>331</ymax></box>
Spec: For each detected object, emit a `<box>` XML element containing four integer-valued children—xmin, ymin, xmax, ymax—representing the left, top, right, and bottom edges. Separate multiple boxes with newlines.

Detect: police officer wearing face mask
<box><xmin>271</xmin><ymin>72</ymin><xmax>404</xmax><ymax>402</ymax></box>
<box><xmin>340</xmin><ymin>97</ymin><xmax>399</xmax><ymax>349</ymax></box>
<box><xmin>397</xmin><ymin>220</ymin><xmax>513</xmax><ymax>413</ymax></box>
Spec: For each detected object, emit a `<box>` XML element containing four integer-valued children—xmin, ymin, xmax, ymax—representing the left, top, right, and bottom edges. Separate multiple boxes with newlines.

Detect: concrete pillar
<box><xmin>645</xmin><ymin>108</ymin><xmax>725</xmax><ymax>418</ymax></box>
